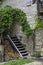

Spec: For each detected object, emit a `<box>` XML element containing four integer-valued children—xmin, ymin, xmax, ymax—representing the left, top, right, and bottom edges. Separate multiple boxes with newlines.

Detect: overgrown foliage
<box><xmin>0</xmin><ymin>6</ymin><xmax>13</xmax><ymax>33</ymax></box>
<box><xmin>0</xmin><ymin>6</ymin><xmax>32</xmax><ymax>36</ymax></box>
<box><xmin>13</xmin><ymin>8</ymin><xmax>32</xmax><ymax>36</ymax></box>
<box><xmin>1</xmin><ymin>59</ymin><xmax>32</xmax><ymax>65</ymax></box>
<box><xmin>34</xmin><ymin>16</ymin><xmax>43</xmax><ymax>30</ymax></box>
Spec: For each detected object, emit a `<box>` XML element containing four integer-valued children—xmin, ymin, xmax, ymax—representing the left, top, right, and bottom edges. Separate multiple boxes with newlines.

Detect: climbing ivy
<box><xmin>13</xmin><ymin>8</ymin><xmax>32</xmax><ymax>36</ymax></box>
<box><xmin>0</xmin><ymin>6</ymin><xmax>32</xmax><ymax>36</ymax></box>
<box><xmin>34</xmin><ymin>16</ymin><xmax>43</xmax><ymax>30</ymax></box>
<box><xmin>0</xmin><ymin>6</ymin><xmax>13</xmax><ymax>33</ymax></box>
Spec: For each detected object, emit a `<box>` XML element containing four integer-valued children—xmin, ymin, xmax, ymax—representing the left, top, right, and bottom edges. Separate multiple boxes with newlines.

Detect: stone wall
<box><xmin>0</xmin><ymin>0</ymin><xmax>43</xmax><ymax>57</ymax></box>
<box><xmin>0</xmin><ymin>35</ymin><xmax>1</xmax><ymax>45</ymax></box>
<box><xmin>0</xmin><ymin>38</ymin><xmax>19</xmax><ymax>62</ymax></box>
<box><xmin>0</xmin><ymin>36</ymin><xmax>2</xmax><ymax>62</ymax></box>
<box><xmin>1</xmin><ymin>0</ymin><xmax>37</xmax><ymax>29</ymax></box>
<box><xmin>0</xmin><ymin>0</ymin><xmax>37</xmax><ymax>54</ymax></box>
<box><xmin>0</xmin><ymin>45</ymin><xmax>4</xmax><ymax>62</ymax></box>
<box><xmin>4</xmin><ymin>40</ymin><xmax>19</xmax><ymax>61</ymax></box>
<box><xmin>11</xmin><ymin>21</ymin><xmax>33</xmax><ymax>54</ymax></box>
<box><xmin>35</xmin><ymin>29</ymin><xmax>43</xmax><ymax>56</ymax></box>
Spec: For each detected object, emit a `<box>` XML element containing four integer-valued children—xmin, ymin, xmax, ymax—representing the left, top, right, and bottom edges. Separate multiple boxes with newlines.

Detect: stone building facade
<box><xmin>0</xmin><ymin>0</ymin><xmax>37</xmax><ymax>54</ymax></box>
<box><xmin>35</xmin><ymin>29</ymin><xmax>43</xmax><ymax>56</ymax></box>
<box><xmin>0</xmin><ymin>0</ymin><xmax>43</xmax><ymax>61</ymax></box>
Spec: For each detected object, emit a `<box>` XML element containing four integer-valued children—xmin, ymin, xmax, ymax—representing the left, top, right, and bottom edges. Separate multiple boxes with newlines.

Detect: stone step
<box><xmin>22</xmin><ymin>53</ymin><xmax>28</xmax><ymax>56</ymax></box>
<box><xmin>20</xmin><ymin>50</ymin><xmax>27</xmax><ymax>53</ymax></box>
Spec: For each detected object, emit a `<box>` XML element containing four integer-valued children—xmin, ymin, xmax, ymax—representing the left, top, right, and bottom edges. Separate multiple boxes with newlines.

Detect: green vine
<box><xmin>0</xmin><ymin>6</ymin><xmax>32</xmax><ymax>36</ymax></box>
<box><xmin>0</xmin><ymin>6</ymin><xmax>13</xmax><ymax>33</ymax></box>
<box><xmin>34</xmin><ymin>16</ymin><xmax>43</xmax><ymax>30</ymax></box>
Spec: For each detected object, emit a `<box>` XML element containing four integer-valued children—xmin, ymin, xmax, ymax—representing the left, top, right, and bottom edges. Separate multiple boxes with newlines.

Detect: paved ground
<box><xmin>24</xmin><ymin>61</ymin><xmax>43</xmax><ymax>65</ymax></box>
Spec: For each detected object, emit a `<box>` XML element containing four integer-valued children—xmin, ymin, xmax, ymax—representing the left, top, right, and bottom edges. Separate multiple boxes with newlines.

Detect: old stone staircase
<box><xmin>7</xmin><ymin>35</ymin><xmax>28</xmax><ymax>58</ymax></box>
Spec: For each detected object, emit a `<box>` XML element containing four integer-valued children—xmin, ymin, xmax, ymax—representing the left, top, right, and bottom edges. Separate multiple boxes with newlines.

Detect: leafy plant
<box><xmin>13</xmin><ymin>8</ymin><xmax>32</xmax><ymax>36</ymax></box>
<box><xmin>34</xmin><ymin>16</ymin><xmax>43</xmax><ymax>30</ymax></box>
<box><xmin>0</xmin><ymin>6</ymin><xmax>14</xmax><ymax>33</ymax></box>
<box><xmin>0</xmin><ymin>6</ymin><xmax>32</xmax><ymax>36</ymax></box>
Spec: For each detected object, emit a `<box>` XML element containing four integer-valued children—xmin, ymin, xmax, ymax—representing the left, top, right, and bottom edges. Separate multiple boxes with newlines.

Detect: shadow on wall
<box><xmin>32</xmin><ymin>0</ymin><xmax>36</xmax><ymax>4</ymax></box>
